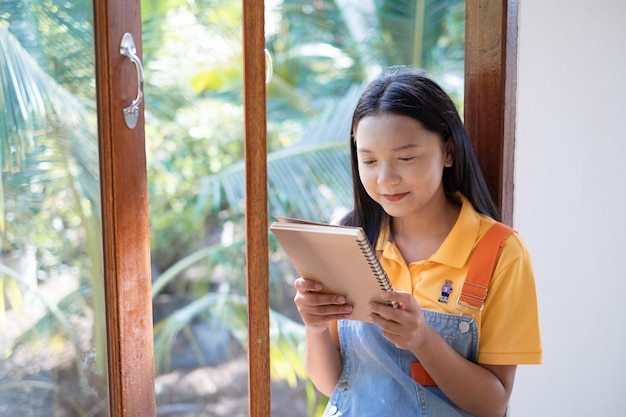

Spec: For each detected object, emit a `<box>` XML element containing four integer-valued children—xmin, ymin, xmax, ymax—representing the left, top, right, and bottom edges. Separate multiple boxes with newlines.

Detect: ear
<box><xmin>443</xmin><ymin>138</ymin><xmax>455</xmax><ymax>167</ymax></box>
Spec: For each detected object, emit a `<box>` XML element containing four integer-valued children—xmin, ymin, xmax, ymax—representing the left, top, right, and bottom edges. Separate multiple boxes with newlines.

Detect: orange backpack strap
<box><xmin>413</xmin><ymin>222</ymin><xmax>514</xmax><ymax>387</ymax></box>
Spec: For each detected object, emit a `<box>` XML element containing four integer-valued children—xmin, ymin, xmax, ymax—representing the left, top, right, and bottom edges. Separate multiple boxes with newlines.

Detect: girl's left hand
<box><xmin>368</xmin><ymin>291</ymin><xmax>433</xmax><ymax>352</ymax></box>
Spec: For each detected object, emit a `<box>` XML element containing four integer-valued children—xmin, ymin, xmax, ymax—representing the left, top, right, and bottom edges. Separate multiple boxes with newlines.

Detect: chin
<box><xmin>380</xmin><ymin>206</ymin><xmax>411</xmax><ymax>219</ymax></box>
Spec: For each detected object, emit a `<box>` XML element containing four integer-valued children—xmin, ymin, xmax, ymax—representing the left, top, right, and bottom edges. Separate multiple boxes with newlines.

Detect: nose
<box><xmin>377</xmin><ymin>162</ymin><xmax>400</xmax><ymax>186</ymax></box>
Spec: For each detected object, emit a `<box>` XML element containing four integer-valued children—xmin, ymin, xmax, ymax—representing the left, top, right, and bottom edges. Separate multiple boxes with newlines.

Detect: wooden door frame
<box><xmin>465</xmin><ymin>0</ymin><xmax>518</xmax><ymax>225</ymax></box>
<box><xmin>93</xmin><ymin>1</ymin><xmax>156</xmax><ymax>416</ymax></box>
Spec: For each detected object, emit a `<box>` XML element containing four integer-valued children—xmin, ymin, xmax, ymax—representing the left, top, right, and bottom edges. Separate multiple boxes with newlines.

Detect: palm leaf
<box><xmin>0</xmin><ymin>26</ymin><xmax>99</xmax><ymax>233</ymax></box>
<box><xmin>151</xmin><ymin>237</ymin><xmax>246</xmax><ymax>298</ymax></box>
<box><xmin>153</xmin><ymin>291</ymin><xmax>307</xmax><ymax>386</ymax></box>
<box><xmin>1</xmin><ymin>262</ymin><xmax>87</xmax><ymax>369</ymax></box>
<box><xmin>197</xmin><ymin>84</ymin><xmax>362</xmax><ymax>221</ymax></box>
<box><xmin>0</xmin><ymin>26</ymin><xmax>46</xmax><ymax>173</ymax></box>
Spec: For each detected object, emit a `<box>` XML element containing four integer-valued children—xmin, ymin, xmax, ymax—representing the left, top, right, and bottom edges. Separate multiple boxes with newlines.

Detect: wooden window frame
<box><xmin>93</xmin><ymin>1</ymin><xmax>156</xmax><ymax>417</ymax></box>
<box><xmin>242</xmin><ymin>1</ymin><xmax>271</xmax><ymax>417</ymax></box>
<box><xmin>93</xmin><ymin>0</ymin><xmax>518</xmax><ymax>415</ymax></box>
<box><xmin>241</xmin><ymin>1</ymin><xmax>520</xmax><ymax>414</ymax></box>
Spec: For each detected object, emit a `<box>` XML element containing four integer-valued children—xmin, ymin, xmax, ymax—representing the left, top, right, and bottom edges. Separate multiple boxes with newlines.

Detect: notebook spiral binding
<box><xmin>356</xmin><ymin>231</ymin><xmax>400</xmax><ymax>309</ymax></box>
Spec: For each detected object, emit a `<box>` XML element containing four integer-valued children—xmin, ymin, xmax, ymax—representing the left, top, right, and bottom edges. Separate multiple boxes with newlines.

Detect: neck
<box><xmin>392</xmin><ymin>194</ymin><xmax>460</xmax><ymax>238</ymax></box>
<box><xmin>390</xmin><ymin>193</ymin><xmax>461</xmax><ymax>263</ymax></box>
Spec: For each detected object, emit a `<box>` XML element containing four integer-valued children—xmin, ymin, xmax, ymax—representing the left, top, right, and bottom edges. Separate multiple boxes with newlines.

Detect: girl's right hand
<box><xmin>293</xmin><ymin>277</ymin><xmax>353</xmax><ymax>331</ymax></box>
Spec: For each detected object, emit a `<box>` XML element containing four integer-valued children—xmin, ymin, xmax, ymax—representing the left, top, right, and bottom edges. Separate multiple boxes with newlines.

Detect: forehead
<box><xmin>355</xmin><ymin>113</ymin><xmax>439</xmax><ymax>150</ymax></box>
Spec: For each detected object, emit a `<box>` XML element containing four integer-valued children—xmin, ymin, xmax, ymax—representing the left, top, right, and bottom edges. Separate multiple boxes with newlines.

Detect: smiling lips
<box><xmin>382</xmin><ymin>192</ymin><xmax>409</xmax><ymax>202</ymax></box>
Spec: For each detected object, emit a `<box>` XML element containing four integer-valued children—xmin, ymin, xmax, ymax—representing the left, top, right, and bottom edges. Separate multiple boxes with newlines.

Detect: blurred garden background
<box><xmin>0</xmin><ymin>0</ymin><xmax>464</xmax><ymax>415</ymax></box>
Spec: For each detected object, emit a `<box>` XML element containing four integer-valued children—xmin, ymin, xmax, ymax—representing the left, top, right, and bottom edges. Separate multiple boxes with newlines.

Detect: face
<box><xmin>355</xmin><ymin>113</ymin><xmax>453</xmax><ymax>220</ymax></box>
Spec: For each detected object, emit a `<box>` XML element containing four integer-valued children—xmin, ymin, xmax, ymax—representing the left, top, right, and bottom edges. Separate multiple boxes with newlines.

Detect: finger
<box><xmin>298</xmin><ymin>293</ymin><xmax>349</xmax><ymax>308</ymax></box>
<box><xmin>296</xmin><ymin>299</ymin><xmax>353</xmax><ymax>323</ymax></box>
<box><xmin>305</xmin><ymin>304</ymin><xmax>353</xmax><ymax>319</ymax></box>
<box><xmin>381</xmin><ymin>290</ymin><xmax>414</xmax><ymax>308</ymax></box>
<box><xmin>368</xmin><ymin>302</ymin><xmax>402</xmax><ymax>323</ymax></box>
<box><xmin>293</xmin><ymin>277</ymin><xmax>322</xmax><ymax>292</ymax></box>
<box><xmin>367</xmin><ymin>291</ymin><xmax>409</xmax><ymax>316</ymax></box>
<box><xmin>368</xmin><ymin>292</ymin><xmax>417</xmax><ymax>323</ymax></box>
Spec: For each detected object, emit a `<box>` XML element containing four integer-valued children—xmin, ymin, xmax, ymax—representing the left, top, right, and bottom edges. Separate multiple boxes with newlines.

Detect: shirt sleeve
<box><xmin>477</xmin><ymin>233</ymin><xmax>543</xmax><ymax>365</ymax></box>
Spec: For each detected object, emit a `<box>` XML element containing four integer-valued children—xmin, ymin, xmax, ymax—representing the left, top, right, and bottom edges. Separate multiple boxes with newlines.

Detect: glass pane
<box><xmin>264</xmin><ymin>1</ymin><xmax>465</xmax><ymax>416</ymax></box>
<box><xmin>0</xmin><ymin>2</ymin><xmax>108</xmax><ymax>417</ymax></box>
<box><xmin>145</xmin><ymin>1</ymin><xmax>464</xmax><ymax>416</ymax></box>
<box><xmin>141</xmin><ymin>0</ymin><xmax>251</xmax><ymax>415</ymax></box>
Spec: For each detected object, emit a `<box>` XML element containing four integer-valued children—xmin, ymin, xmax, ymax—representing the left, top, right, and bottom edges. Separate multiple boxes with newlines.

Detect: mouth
<box><xmin>382</xmin><ymin>192</ymin><xmax>409</xmax><ymax>202</ymax></box>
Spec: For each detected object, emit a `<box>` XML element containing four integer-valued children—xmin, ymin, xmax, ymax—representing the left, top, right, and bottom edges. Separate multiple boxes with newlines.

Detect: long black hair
<box><xmin>340</xmin><ymin>68</ymin><xmax>500</xmax><ymax>245</ymax></box>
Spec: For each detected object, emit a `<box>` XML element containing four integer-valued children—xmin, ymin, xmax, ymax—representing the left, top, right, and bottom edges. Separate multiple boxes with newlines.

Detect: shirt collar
<box><xmin>430</xmin><ymin>193</ymin><xmax>481</xmax><ymax>268</ymax></box>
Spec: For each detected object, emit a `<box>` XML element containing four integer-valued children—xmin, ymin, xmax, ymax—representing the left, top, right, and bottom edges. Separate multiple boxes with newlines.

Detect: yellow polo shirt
<box><xmin>376</xmin><ymin>194</ymin><xmax>543</xmax><ymax>365</ymax></box>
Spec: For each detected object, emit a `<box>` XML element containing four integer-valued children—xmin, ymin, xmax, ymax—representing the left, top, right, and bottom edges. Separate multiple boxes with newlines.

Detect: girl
<box><xmin>293</xmin><ymin>69</ymin><xmax>542</xmax><ymax>417</ymax></box>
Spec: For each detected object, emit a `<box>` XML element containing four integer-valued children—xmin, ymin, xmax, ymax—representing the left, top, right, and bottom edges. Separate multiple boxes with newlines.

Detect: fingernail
<box><xmin>337</xmin><ymin>296</ymin><xmax>345</xmax><ymax>304</ymax></box>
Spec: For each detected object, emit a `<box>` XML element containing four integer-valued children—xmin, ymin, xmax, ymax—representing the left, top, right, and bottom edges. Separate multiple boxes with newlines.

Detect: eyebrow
<box><xmin>357</xmin><ymin>143</ymin><xmax>420</xmax><ymax>153</ymax></box>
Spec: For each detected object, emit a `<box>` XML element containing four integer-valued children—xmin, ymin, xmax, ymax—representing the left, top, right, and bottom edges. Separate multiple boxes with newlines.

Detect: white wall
<box><xmin>510</xmin><ymin>0</ymin><xmax>626</xmax><ymax>415</ymax></box>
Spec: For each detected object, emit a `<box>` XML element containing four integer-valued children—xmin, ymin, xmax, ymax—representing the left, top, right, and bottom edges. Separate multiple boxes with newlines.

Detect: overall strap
<box><xmin>457</xmin><ymin>222</ymin><xmax>515</xmax><ymax>313</ymax></box>
<box><xmin>411</xmin><ymin>222</ymin><xmax>514</xmax><ymax>387</ymax></box>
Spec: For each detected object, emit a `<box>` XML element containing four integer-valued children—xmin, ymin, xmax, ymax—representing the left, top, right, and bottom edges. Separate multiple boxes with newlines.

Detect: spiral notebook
<box><xmin>270</xmin><ymin>217</ymin><xmax>396</xmax><ymax>322</ymax></box>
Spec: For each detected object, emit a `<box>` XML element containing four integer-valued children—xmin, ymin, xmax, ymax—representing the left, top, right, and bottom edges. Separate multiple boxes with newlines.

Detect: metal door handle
<box><xmin>265</xmin><ymin>49</ymin><xmax>273</xmax><ymax>86</ymax></box>
<box><xmin>120</xmin><ymin>33</ymin><xmax>144</xmax><ymax>129</ymax></box>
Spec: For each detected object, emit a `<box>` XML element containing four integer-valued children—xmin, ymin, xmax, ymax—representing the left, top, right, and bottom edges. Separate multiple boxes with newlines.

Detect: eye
<box><xmin>359</xmin><ymin>159</ymin><xmax>376</xmax><ymax>166</ymax></box>
<box><xmin>398</xmin><ymin>156</ymin><xmax>416</xmax><ymax>162</ymax></box>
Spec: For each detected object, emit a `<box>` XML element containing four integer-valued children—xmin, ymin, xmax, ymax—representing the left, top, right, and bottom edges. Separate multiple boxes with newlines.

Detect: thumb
<box><xmin>382</xmin><ymin>290</ymin><xmax>413</xmax><ymax>311</ymax></box>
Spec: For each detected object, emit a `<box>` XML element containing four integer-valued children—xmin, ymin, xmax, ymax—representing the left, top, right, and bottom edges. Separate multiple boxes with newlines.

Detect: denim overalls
<box><xmin>322</xmin><ymin>310</ymin><xmax>478</xmax><ymax>417</ymax></box>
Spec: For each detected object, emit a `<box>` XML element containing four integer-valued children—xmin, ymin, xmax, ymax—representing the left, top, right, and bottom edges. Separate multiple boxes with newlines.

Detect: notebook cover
<box><xmin>270</xmin><ymin>218</ymin><xmax>393</xmax><ymax>322</ymax></box>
